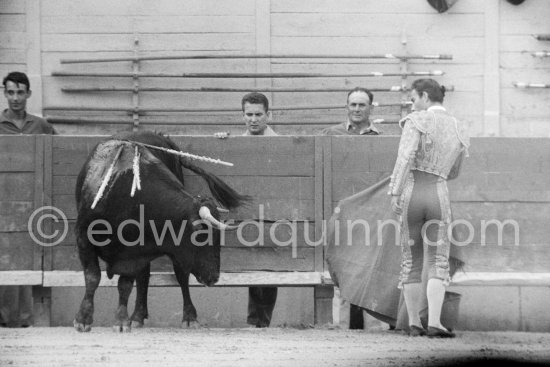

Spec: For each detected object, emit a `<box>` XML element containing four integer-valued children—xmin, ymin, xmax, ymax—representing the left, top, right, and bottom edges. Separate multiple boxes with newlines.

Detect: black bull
<box><xmin>73</xmin><ymin>131</ymin><xmax>248</xmax><ymax>332</ymax></box>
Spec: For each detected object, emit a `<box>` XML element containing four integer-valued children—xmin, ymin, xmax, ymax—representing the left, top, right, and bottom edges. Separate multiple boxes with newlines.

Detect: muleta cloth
<box><xmin>325</xmin><ymin>176</ymin><xmax>466</xmax><ymax>329</ymax></box>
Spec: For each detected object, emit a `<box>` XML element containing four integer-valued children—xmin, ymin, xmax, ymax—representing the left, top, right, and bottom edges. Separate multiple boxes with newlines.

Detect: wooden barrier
<box><xmin>1</xmin><ymin>135</ymin><xmax>550</xmax><ymax>329</ymax></box>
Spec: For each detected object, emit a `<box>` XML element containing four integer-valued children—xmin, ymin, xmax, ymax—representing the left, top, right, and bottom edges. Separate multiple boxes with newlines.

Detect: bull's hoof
<box><xmin>131</xmin><ymin>320</ymin><xmax>144</xmax><ymax>329</ymax></box>
<box><xmin>73</xmin><ymin>319</ymin><xmax>92</xmax><ymax>332</ymax></box>
<box><xmin>113</xmin><ymin>321</ymin><xmax>132</xmax><ymax>333</ymax></box>
<box><xmin>181</xmin><ymin>320</ymin><xmax>201</xmax><ymax>329</ymax></box>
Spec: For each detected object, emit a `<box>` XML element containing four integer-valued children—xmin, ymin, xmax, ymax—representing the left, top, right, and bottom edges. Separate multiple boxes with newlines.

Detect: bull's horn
<box><xmin>199</xmin><ymin>206</ymin><xmax>238</xmax><ymax>231</ymax></box>
<box><xmin>216</xmin><ymin>207</ymin><xmax>229</xmax><ymax>213</ymax></box>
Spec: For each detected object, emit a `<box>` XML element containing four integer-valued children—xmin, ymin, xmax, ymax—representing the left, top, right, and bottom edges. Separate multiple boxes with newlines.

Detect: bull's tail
<box><xmin>179</xmin><ymin>159</ymin><xmax>251</xmax><ymax>210</ymax></box>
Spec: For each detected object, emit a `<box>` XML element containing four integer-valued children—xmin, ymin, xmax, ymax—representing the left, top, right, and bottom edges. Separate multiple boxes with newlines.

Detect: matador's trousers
<box><xmin>398</xmin><ymin>170</ymin><xmax>452</xmax><ymax>288</ymax></box>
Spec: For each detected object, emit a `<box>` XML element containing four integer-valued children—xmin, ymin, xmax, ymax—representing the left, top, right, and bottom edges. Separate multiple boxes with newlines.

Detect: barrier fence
<box><xmin>1</xmin><ymin>135</ymin><xmax>549</xmax><ymax>328</ymax></box>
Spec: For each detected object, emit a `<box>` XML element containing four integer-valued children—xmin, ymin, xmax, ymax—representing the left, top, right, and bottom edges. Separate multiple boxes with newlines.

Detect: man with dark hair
<box><xmin>0</xmin><ymin>72</ymin><xmax>56</xmax><ymax>328</ymax></box>
<box><xmin>240</xmin><ymin>92</ymin><xmax>277</xmax><ymax>136</ymax></box>
<box><xmin>215</xmin><ymin>92</ymin><xmax>278</xmax><ymax>327</ymax></box>
<box><xmin>1</xmin><ymin>71</ymin><xmax>56</xmax><ymax>134</ymax></box>
<box><xmin>321</xmin><ymin>87</ymin><xmax>379</xmax><ymax>136</ymax></box>
<box><xmin>215</xmin><ymin>92</ymin><xmax>277</xmax><ymax>138</ymax></box>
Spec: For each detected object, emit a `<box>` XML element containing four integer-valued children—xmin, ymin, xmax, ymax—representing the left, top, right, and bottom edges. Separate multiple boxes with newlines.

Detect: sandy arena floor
<box><xmin>1</xmin><ymin>326</ymin><xmax>550</xmax><ymax>367</ymax></box>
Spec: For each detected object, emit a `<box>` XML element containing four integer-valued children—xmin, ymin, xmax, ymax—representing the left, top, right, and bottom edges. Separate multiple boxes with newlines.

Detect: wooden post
<box><xmin>37</xmin><ymin>135</ymin><xmax>53</xmax><ymax>326</ymax></box>
<box><xmin>25</xmin><ymin>0</ymin><xmax>43</xmax><ymax>116</ymax></box>
<box><xmin>254</xmin><ymin>0</ymin><xmax>272</xmax><ymax>102</ymax></box>
<box><xmin>314</xmin><ymin>285</ymin><xmax>334</xmax><ymax>325</ymax></box>
<box><xmin>483</xmin><ymin>0</ymin><xmax>500</xmax><ymax>136</ymax></box>
<box><xmin>314</xmin><ymin>137</ymin><xmax>324</xmax><ymax>275</ymax></box>
<box><xmin>32</xmin><ymin>285</ymin><xmax>51</xmax><ymax>326</ymax></box>
<box><xmin>42</xmin><ymin>135</ymin><xmax>54</xmax><ymax>271</ymax></box>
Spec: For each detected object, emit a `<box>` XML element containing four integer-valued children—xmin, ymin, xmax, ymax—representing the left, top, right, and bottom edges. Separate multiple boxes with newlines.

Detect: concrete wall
<box><xmin>1</xmin><ymin>0</ymin><xmax>549</xmax><ymax>136</ymax></box>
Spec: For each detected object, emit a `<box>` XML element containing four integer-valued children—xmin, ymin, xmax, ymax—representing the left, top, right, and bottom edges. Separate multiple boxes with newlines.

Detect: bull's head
<box><xmin>188</xmin><ymin>197</ymin><xmax>235</xmax><ymax>286</ymax></box>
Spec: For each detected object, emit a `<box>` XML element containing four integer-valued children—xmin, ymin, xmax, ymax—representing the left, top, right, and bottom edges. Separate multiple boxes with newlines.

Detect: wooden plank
<box><xmin>271</xmin><ymin>0</ymin><xmax>484</xmax><ymax>13</ymax></box>
<box><xmin>0</xmin><ymin>173</ymin><xmax>34</xmax><ymax>201</ymax></box>
<box><xmin>41</xmin><ymin>0</ymin><xmax>255</xmax><ymax>17</ymax></box>
<box><xmin>138</xmin><ymin>16</ymin><xmax>254</xmax><ymax>33</ymax></box>
<box><xmin>42</xmin><ymin>16</ymin><xmax>134</xmax><ymax>34</ymax></box>
<box><xmin>0</xmin><ymin>32</ymin><xmax>26</xmax><ymax>49</ymax></box>
<box><xmin>134</xmin><ymin>34</ymin><xmax>255</xmax><ymax>53</ymax></box>
<box><xmin>136</xmin><ymin>0</ymin><xmax>254</xmax><ymax>16</ymax></box>
<box><xmin>322</xmin><ymin>202</ymin><xmax>550</xmax><ymax>248</ymax></box>
<box><xmin>0</xmin><ymin>0</ymin><xmax>26</xmax><ymax>13</ymax></box>
<box><xmin>501</xmin><ymin>90</ymin><xmax>550</xmax><ymax>118</ymax></box>
<box><xmin>332</xmin><ymin>170</ymin><xmax>550</xmax><ymax>203</ymax></box>
<box><xmin>500</xmin><ymin>53</ymin><xmax>550</xmax><ymax>70</ymax></box>
<box><xmin>42</xmin><ymin>270</ymin><xmax>323</xmax><ymax>287</ymax></box>
<box><xmin>0</xmin><ymin>14</ymin><xmax>25</xmax><ymax>32</ymax></box>
<box><xmin>450</xmin><ymin>171</ymin><xmax>550</xmax><ymax>202</ymax></box>
<box><xmin>451</xmin><ymin>272</ymin><xmax>550</xmax><ymax>287</ymax></box>
<box><xmin>501</xmin><ymin>69</ymin><xmax>550</xmax><ymax>87</ymax></box>
<box><xmin>0</xmin><ymin>48</ymin><xmax>25</xmax><ymax>63</ymax></box>
<box><xmin>0</xmin><ymin>232</ymin><xmax>36</xmax><ymax>271</ymax></box>
<box><xmin>459</xmin><ymin>244</ymin><xmax>550</xmax><ymax>273</ymax></box>
<box><xmin>42</xmin><ymin>34</ymin><xmax>136</xmax><ymax>52</ymax></box>
<box><xmin>331</xmin><ymin>171</ymin><xmax>392</xmax><ymax>201</ymax></box>
<box><xmin>323</xmin><ymin>271</ymin><xmax>550</xmax><ymax>287</ymax></box>
<box><xmin>53</xmin><ymin>193</ymin><xmax>314</xmax><ymax>221</ymax></box>
<box><xmin>0</xmin><ymin>201</ymin><xmax>33</xmax><ymax>232</ymax></box>
<box><xmin>40</xmin><ymin>0</ymin><xmax>134</xmax><ymax>16</ymax></box>
<box><xmin>51</xmin><ymin>136</ymin><xmax>316</xmax><ymax>176</ymax></box>
<box><xmin>500</xmin><ymin>35</ymin><xmax>548</xmax><ymax>52</ymax></box>
<box><xmin>330</xmin><ymin>136</ymin><xmax>399</xmax><ymax>173</ymax></box>
<box><xmin>54</xmin><ymin>220</ymin><xmax>316</xmax><ymax>249</ymax></box>
<box><xmin>271</xmin><ymin>37</ymin><xmax>484</xmax><ymax>65</ymax></box>
<box><xmin>53</xmin><ymin>175</ymin><xmax>314</xmax><ymax>200</ymax></box>
<box><xmin>0</xmin><ymin>271</ymin><xmax>42</xmax><ymax>285</ymax></box>
<box><xmin>483</xmin><ymin>0</ymin><xmax>500</xmax><ymax>136</ymax></box>
<box><xmin>500</xmin><ymin>0</ymin><xmax>549</xmax><ymax>28</ymax></box>
<box><xmin>50</xmin><ymin>246</ymin><xmax>316</xmax><ymax>272</ymax></box>
<box><xmin>501</xmin><ymin>116</ymin><xmax>550</xmax><ymax>137</ymax></box>
<box><xmin>314</xmin><ymin>284</ymin><xmax>334</xmax><ymax>324</ymax></box>
<box><xmin>223</xmin><ymin>246</ymin><xmax>316</xmax><ymax>272</ymax></box>
<box><xmin>271</xmin><ymin>13</ymin><xmax>484</xmax><ymax>37</ymax></box>
<box><xmin>330</xmin><ymin>137</ymin><xmax>550</xmax><ymax>178</ymax></box>
<box><xmin>0</xmin><ymin>136</ymin><xmax>35</xmax><ymax>171</ymax></box>
<box><xmin>254</xmin><ymin>0</ymin><xmax>272</xmax><ymax>92</ymax></box>
<box><xmin>176</xmin><ymin>135</ymin><xmax>313</xmax><ymax>177</ymax></box>
<box><xmin>451</xmin><ymin>202</ymin><xmax>550</xmax><ymax>245</ymax></box>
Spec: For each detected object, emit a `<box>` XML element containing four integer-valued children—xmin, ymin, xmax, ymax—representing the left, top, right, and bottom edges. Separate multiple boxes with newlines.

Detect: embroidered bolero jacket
<box><xmin>388</xmin><ymin>108</ymin><xmax>470</xmax><ymax>196</ymax></box>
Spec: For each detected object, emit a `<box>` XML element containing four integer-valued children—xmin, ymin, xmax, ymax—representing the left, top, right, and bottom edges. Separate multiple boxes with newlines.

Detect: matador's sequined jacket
<box><xmin>388</xmin><ymin>108</ymin><xmax>470</xmax><ymax>196</ymax></box>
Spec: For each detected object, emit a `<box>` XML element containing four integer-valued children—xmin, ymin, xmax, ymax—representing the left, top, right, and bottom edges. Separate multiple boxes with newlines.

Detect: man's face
<box><xmin>243</xmin><ymin>102</ymin><xmax>269</xmax><ymax>135</ymax></box>
<box><xmin>4</xmin><ymin>81</ymin><xmax>31</xmax><ymax>113</ymax></box>
<box><xmin>410</xmin><ymin>89</ymin><xmax>428</xmax><ymax>112</ymax></box>
<box><xmin>346</xmin><ymin>91</ymin><xmax>371</xmax><ymax>125</ymax></box>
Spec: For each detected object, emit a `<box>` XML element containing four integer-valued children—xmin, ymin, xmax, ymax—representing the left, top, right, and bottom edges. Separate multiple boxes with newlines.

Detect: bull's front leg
<box><xmin>130</xmin><ymin>263</ymin><xmax>150</xmax><ymax>328</ymax></box>
<box><xmin>172</xmin><ymin>263</ymin><xmax>199</xmax><ymax>328</ymax></box>
<box><xmin>114</xmin><ymin>275</ymin><xmax>135</xmax><ymax>332</ymax></box>
<box><xmin>74</xmin><ymin>238</ymin><xmax>101</xmax><ymax>332</ymax></box>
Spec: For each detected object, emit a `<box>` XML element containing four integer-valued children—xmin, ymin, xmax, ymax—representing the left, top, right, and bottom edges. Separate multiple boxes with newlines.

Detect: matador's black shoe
<box><xmin>427</xmin><ymin>326</ymin><xmax>455</xmax><ymax>338</ymax></box>
<box><xmin>408</xmin><ymin>325</ymin><xmax>427</xmax><ymax>337</ymax></box>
